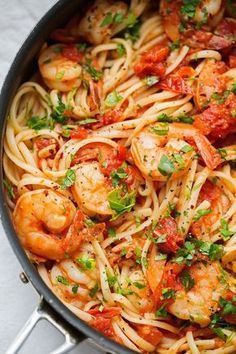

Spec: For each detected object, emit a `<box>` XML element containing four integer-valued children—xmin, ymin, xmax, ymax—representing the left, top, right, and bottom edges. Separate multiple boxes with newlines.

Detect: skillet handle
<box><xmin>6</xmin><ymin>297</ymin><xmax>82</xmax><ymax>354</ymax></box>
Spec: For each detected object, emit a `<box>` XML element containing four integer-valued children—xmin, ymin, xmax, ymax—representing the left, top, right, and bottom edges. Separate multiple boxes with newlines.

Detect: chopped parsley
<box><xmin>177</xmin><ymin>114</ymin><xmax>194</xmax><ymax>124</ymax></box>
<box><xmin>3</xmin><ymin>179</ymin><xmax>15</xmax><ymax>199</ymax></box>
<box><xmin>83</xmin><ymin>62</ymin><xmax>103</xmax><ymax>81</ymax></box>
<box><xmin>78</xmin><ymin>118</ymin><xmax>97</xmax><ymax>125</ymax></box>
<box><xmin>143</xmin><ymin>76</ymin><xmax>159</xmax><ymax>86</ymax></box>
<box><xmin>180</xmin><ymin>270</ymin><xmax>195</xmax><ymax>291</ymax></box>
<box><xmin>111</xmin><ymin>167</ymin><xmax>128</xmax><ymax>187</ymax></box>
<box><xmin>123</xmin><ymin>14</ymin><xmax>141</xmax><ymax>43</ymax></box>
<box><xmin>57</xmin><ymin>275</ymin><xmax>69</xmax><ymax>286</ymax></box>
<box><xmin>158</xmin><ymin>155</ymin><xmax>176</xmax><ymax>177</ymax></box>
<box><xmin>155</xmin><ymin>304</ymin><xmax>168</xmax><ymax>317</ymax></box>
<box><xmin>180</xmin><ymin>0</ymin><xmax>201</xmax><ymax>20</ymax></box>
<box><xmin>181</xmin><ymin>145</ymin><xmax>194</xmax><ymax>153</ymax></box>
<box><xmin>162</xmin><ymin>288</ymin><xmax>176</xmax><ymax>300</ymax></box>
<box><xmin>89</xmin><ymin>283</ymin><xmax>99</xmax><ymax>297</ymax></box>
<box><xmin>72</xmin><ymin>285</ymin><xmax>79</xmax><ymax>294</ymax></box>
<box><xmin>151</xmin><ymin>122</ymin><xmax>169</xmax><ymax>136</ymax></box>
<box><xmin>100</xmin><ymin>12</ymin><xmax>124</xmax><ymax>27</ymax></box>
<box><xmin>117</xmin><ymin>43</ymin><xmax>125</xmax><ymax>57</ymax></box>
<box><xmin>219</xmin><ymin>297</ymin><xmax>236</xmax><ymax>316</ymax></box>
<box><xmin>193</xmin><ymin>208</ymin><xmax>212</xmax><ymax>221</ymax></box>
<box><xmin>133</xmin><ymin>281</ymin><xmax>146</xmax><ymax>289</ymax></box>
<box><xmin>105</xmin><ymin>90</ymin><xmax>123</xmax><ymax>107</ymax></box>
<box><xmin>157</xmin><ymin>113</ymin><xmax>173</xmax><ymax>122</ymax></box>
<box><xmin>76</xmin><ymin>256</ymin><xmax>96</xmax><ymax>270</ymax></box>
<box><xmin>27</xmin><ymin>115</ymin><xmax>54</xmax><ymax>131</ymax></box>
<box><xmin>108</xmin><ymin>189</ymin><xmax>136</xmax><ymax>218</ymax></box>
<box><xmin>220</xmin><ymin>218</ymin><xmax>234</xmax><ymax>240</ymax></box>
<box><xmin>108</xmin><ymin>227</ymin><xmax>116</xmax><ymax>238</ymax></box>
<box><xmin>209</xmin><ymin>314</ymin><xmax>236</xmax><ymax>341</ymax></box>
<box><xmin>169</xmin><ymin>40</ymin><xmax>180</xmax><ymax>51</ymax></box>
<box><xmin>120</xmin><ymin>247</ymin><xmax>128</xmax><ymax>257</ymax></box>
<box><xmin>107</xmin><ymin>275</ymin><xmax>118</xmax><ymax>287</ymax></box>
<box><xmin>59</xmin><ymin>169</ymin><xmax>76</xmax><ymax>190</ymax></box>
<box><xmin>51</xmin><ymin>96</ymin><xmax>68</xmax><ymax>124</ymax></box>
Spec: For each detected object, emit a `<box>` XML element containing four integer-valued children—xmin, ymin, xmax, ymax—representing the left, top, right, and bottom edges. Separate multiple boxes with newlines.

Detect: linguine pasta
<box><xmin>3</xmin><ymin>0</ymin><xmax>236</xmax><ymax>353</ymax></box>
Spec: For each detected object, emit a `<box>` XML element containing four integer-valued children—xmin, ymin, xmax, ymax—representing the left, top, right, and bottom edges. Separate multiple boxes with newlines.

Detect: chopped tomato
<box><xmin>159</xmin><ymin>0</ymin><xmax>182</xmax><ymax>41</ymax></box>
<box><xmin>88</xmin><ymin>307</ymin><xmax>121</xmax><ymax>338</ymax></box>
<box><xmin>191</xmin><ymin>181</ymin><xmax>222</xmax><ymax>238</ymax></box>
<box><xmin>101</xmin><ymin>145</ymin><xmax>127</xmax><ymax>177</ymax></box>
<box><xmin>193</xmin><ymin>134</ymin><xmax>222</xmax><ymax>170</ymax></box>
<box><xmin>184</xmin><ymin>30</ymin><xmax>233</xmax><ymax>50</ymax></box>
<box><xmin>70</xmin><ymin>127</ymin><xmax>88</xmax><ymax>140</ymax></box>
<box><xmin>194</xmin><ymin>94</ymin><xmax>236</xmax><ymax>139</ymax></box>
<box><xmin>154</xmin><ymin>217</ymin><xmax>183</xmax><ymax>254</ymax></box>
<box><xmin>153</xmin><ymin>262</ymin><xmax>184</xmax><ymax>308</ymax></box>
<box><xmin>134</xmin><ymin>45</ymin><xmax>169</xmax><ymax>78</ymax></box>
<box><xmin>93</xmin><ymin>109</ymin><xmax>123</xmax><ymax>129</ymax></box>
<box><xmin>229</xmin><ymin>55</ymin><xmax>236</xmax><ymax>68</ymax></box>
<box><xmin>35</xmin><ymin>138</ymin><xmax>56</xmax><ymax>150</ymax></box>
<box><xmin>160</xmin><ymin>75</ymin><xmax>193</xmax><ymax>94</ymax></box>
<box><xmin>62</xmin><ymin>45</ymin><xmax>84</xmax><ymax>62</ymax></box>
<box><xmin>136</xmin><ymin>325</ymin><xmax>163</xmax><ymax>346</ymax></box>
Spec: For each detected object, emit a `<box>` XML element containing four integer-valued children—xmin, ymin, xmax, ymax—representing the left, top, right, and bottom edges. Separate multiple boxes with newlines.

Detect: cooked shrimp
<box><xmin>160</xmin><ymin>0</ymin><xmax>224</xmax><ymax>41</ymax></box>
<box><xmin>72</xmin><ymin>162</ymin><xmax>113</xmax><ymax>217</ymax></box>
<box><xmin>38</xmin><ymin>44</ymin><xmax>82</xmax><ymax>91</ymax></box>
<box><xmin>13</xmin><ymin>189</ymin><xmax>85</xmax><ymax>261</ymax></box>
<box><xmin>76</xmin><ymin>0</ymin><xmax>128</xmax><ymax>45</ymax></box>
<box><xmin>131</xmin><ymin>123</ymin><xmax>221</xmax><ymax>182</ymax></box>
<box><xmin>169</xmin><ymin>262</ymin><xmax>227</xmax><ymax>326</ymax></box>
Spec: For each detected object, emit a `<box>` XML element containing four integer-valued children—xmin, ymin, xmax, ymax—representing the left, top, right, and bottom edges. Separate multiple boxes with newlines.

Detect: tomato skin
<box><xmin>101</xmin><ymin>145</ymin><xmax>127</xmax><ymax>177</ymax></box>
<box><xmin>154</xmin><ymin>217</ymin><xmax>183</xmax><ymax>254</ymax></box>
<box><xmin>70</xmin><ymin>127</ymin><xmax>88</xmax><ymax>140</ymax></box>
<box><xmin>194</xmin><ymin>94</ymin><xmax>236</xmax><ymax>139</ymax></box>
<box><xmin>229</xmin><ymin>55</ymin><xmax>236</xmax><ymax>68</ymax></box>
<box><xmin>160</xmin><ymin>75</ymin><xmax>193</xmax><ymax>95</ymax></box>
<box><xmin>216</xmin><ymin>19</ymin><xmax>236</xmax><ymax>38</ymax></box>
<box><xmin>35</xmin><ymin>138</ymin><xmax>56</xmax><ymax>150</ymax></box>
<box><xmin>62</xmin><ymin>45</ymin><xmax>84</xmax><ymax>62</ymax></box>
<box><xmin>134</xmin><ymin>45</ymin><xmax>169</xmax><ymax>78</ymax></box>
<box><xmin>88</xmin><ymin>307</ymin><xmax>121</xmax><ymax>338</ymax></box>
<box><xmin>136</xmin><ymin>325</ymin><xmax>163</xmax><ymax>346</ymax></box>
<box><xmin>153</xmin><ymin>262</ymin><xmax>184</xmax><ymax>307</ymax></box>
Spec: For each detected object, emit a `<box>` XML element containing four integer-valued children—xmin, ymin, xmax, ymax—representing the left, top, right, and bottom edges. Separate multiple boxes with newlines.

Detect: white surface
<box><xmin>0</xmin><ymin>1</ymin><xmax>104</xmax><ymax>353</ymax></box>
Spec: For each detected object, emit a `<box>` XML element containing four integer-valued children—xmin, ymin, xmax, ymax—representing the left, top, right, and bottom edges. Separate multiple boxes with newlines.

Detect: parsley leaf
<box><xmin>89</xmin><ymin>283</ymin><xmax>99</xmax><ymax>297</ymax></box>
<box><xmin>158</xmin><ymin>155</ymin><xmax>176</xmax><ymax>177</ymax></box>
<box><xmin>220</xmin><ymin>218</ymin><xmax>234</xmax><ymax>240</ymax></box>
<box><xmin>83</xmin><ymin>62</ymin><xmax>103</xmax><ymax>81</ymax></box>
<box><xmin>51</xmin><ymin>96</ymin><xmax>68</xmax><ymax>124</ymax></box>
<box><xmin>193</xmin><ymin>208</ymin><xmax>212</xmax><ymax>221</ymax></box>
<box><xmin>60</xmin><ymin>169</ymin><xmax>76</xmax><ymax>190</ymax></box>
<box><xmin>162</xmin><ymin>288</ymin><xmax>176</xmax><ymax>299</ymax></box>
<box><xmin>151</xmin><ymin>122</ymin><xmax>169</xmax><ymax>136</ymax></box>
<box><xmin>180</xmin><ymin>270</ymin><xmax>195</xmax><ymax>291</ymax></box>
<box><xmin>57</xmin><ymin>275</ymin><xmax>69</xmax><ymax>286</ymax></box>
<box><xmin>3</xmin><ymin>179</ymin><xmax>15</xmax><ymax>199</ymax></box>
<box><xmin>27</xmin><ymin>115</ymin><xmax>54</xmax><ymax>131</ymax></box>
<box><xmin>143</xmin><ymin>76</ymin><xmax>159</xmax><ymax>86</ymax></box>
<box><xmin>111</xmin><ymin>167</ymin><xmax>128</xmax><ymax>187</ymax></box>
<box><xmin>181</xmin><ymin>0</ymin><xmax>201</xmax><ymax>20</ymax></box>
<box><xmin>76</xmin><ymin>256</ymin><xmax>96</xmax><ymax>270</ymax></box>
<box><xmin>219</xmin><ymin>297</ymin><xmax>236</xmax><ymax>316</ymax></box>
<box><xmin>169</xmin><ymin>40</ymin><xmax>180</xmax><ymax>51</ymax></box>
<box><xmin>133</xmin><ymin>281</ymin><xmax>146</xmax><ymax>289</ymax></box>
<box><xmin>155</xmin><ymin>304</ymin><xmax>168</xmax><ymax>317</ymax></box>
<box><xmin>108</xmin><ymin>189</ymin><xmax>136</xmax><ymax>217</ymax></box>
<box><xmin>105</xmin><ymin>90</ymin><xmax>123</xmax><ymax>107</ymax></box>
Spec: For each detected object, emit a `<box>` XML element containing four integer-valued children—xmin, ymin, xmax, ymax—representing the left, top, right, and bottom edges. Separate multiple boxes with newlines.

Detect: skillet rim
<box><xmin>0</xmin><ymin>1</ymin><xmax>136</xmax><ymax>353</ymax></box>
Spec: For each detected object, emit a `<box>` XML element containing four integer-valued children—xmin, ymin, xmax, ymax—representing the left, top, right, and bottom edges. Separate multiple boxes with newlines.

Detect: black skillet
<box><xmin>0</xmin><ymin>1</ymin><xmax>136</xmax><ymax>353</ymax></box>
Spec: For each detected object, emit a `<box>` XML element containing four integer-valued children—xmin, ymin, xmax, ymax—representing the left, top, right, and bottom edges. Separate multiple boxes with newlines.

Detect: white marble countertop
<box><xmin>0</xmin><ymin>1</ymin><xmax>103</xmax><ymax>353</ymax></box>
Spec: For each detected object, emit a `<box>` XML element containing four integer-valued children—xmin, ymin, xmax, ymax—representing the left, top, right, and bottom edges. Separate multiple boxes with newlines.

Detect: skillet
<box><xmin>0</xmin><ymin>0</ymin><xmax>136</xmax><ymax>353</ymax></box>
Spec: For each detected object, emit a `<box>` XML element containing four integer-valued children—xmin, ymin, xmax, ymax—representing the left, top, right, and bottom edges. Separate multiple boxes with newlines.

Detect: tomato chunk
<box><xmin>62</xmin><ymin>45</ymin><xmax>84</xmax><ymax>62</ymax></box>
<box><xmin>134</xmin><ymin>45</ymin><xmax>169</xmax><ymax>78</ymax></box>
<box><xmin>70</xmin><ymin>127</ymin><xmax>88</xmax><ymax>140</ymax></box>
<box><xmin>154</xmin><ymin>217</ymin><xmax>183</xmax><ymax>254</ymax></box>
<box><xmin>88</xmin><ymin>307</ymin><xmax>121</xmax><ymax>338</ymax></box>
<box><xmin>194</xmin><ymin>94</ymin><xmax>236</xmax><ymax>139</ymax></box>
